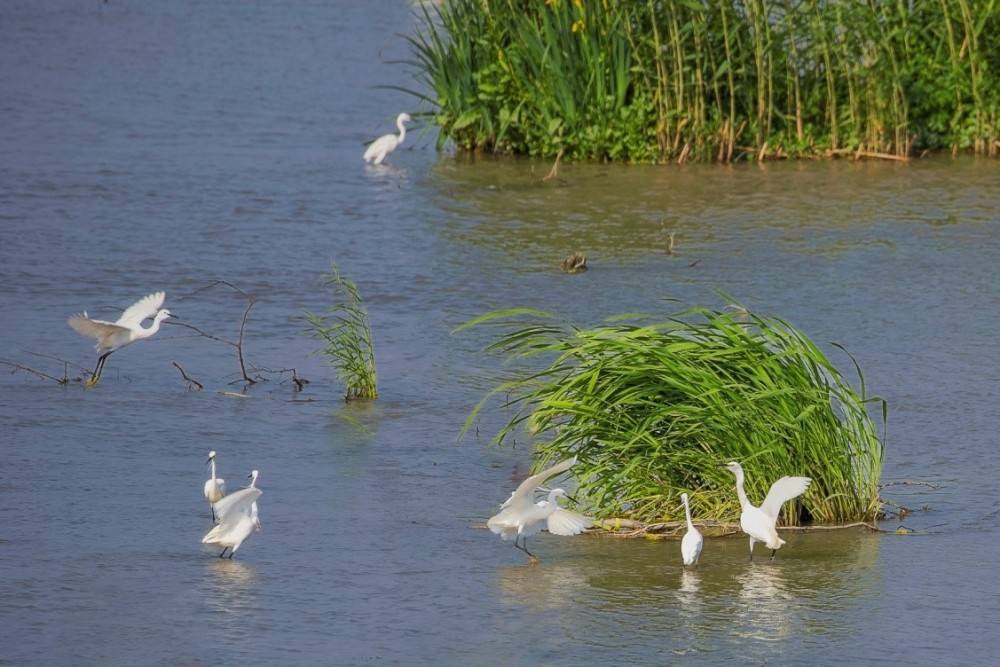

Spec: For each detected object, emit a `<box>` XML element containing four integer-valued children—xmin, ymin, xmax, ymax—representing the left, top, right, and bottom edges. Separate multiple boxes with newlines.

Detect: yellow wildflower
<box><xmin>571</xmin><ymin>18</ymin><xmax>585</xmax><ymax>33</ymax></box>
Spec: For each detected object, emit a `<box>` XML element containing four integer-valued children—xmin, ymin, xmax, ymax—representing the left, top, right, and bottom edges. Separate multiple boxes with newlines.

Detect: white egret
<box><xmin>362</xmin><ymin>112</ymin><xmax>411</xmax><ymax>165</ymax></box>
<box><xmin>203</xmin><ymin>470</ymin><xmax>262</xmax><ymax>558</ymax></box>
<box><xmin>203</xmin><ymin>451</ymin><xmax>227</xmax><ymax>522</ymax></box>
<box><xmin>488</xmin><ymin>457</ymin><xmax>592</xmax><ymax>562</ymax></box>
<box><xmin>67</xmin><ymin>291</ymin><xmax>174</xmax><ymax>384</ymax></box>
<box><xmin>680</xmin><ymin>492</ymin><xmax>703</xmax><ymax>566</ymax></box>
<box><xmin>723</xmin><ymin>461</ymin><xmax>811</xmax><ymax>561</ymax></box>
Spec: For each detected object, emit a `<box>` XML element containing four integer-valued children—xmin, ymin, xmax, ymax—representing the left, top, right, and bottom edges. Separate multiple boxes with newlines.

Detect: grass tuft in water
<box><xmin>458</xmin><ymin>301</ymin><xmax>885</xmax><ymax>525</ymax></box>
<box><xmin>305</xmin><ymin>263</ymin><xmax>378</xmax><ymax>400</ymax></box>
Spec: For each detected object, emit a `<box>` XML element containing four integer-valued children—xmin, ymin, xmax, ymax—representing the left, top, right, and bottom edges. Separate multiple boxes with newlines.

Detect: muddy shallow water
<box><xmin>2</xmin><ymin>1</ymin><xmax>1000</xmax><ymax>665</ymax></box>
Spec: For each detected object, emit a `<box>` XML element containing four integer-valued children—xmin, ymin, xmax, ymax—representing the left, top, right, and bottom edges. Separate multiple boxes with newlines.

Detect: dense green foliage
<box><xmin>305</xmin><ymin>264</ymin><xmax>378</xmax><ymax>400</ymax></box>
<box><xmin>459</xmin><ymin>304</ymin><xmax>885</xmax><ymax>524</ymax></box>
<box><xmin>408</xmin><ymin>0</ymin><xmax>1000</xmax><ymax>162</ymax></box>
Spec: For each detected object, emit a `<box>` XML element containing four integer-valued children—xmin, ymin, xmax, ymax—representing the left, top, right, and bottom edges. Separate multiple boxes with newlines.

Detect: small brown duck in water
<box><xmin>561</xmin><ymin>252</ymin><xmax>588</xmax><ymax>274</ymax></box>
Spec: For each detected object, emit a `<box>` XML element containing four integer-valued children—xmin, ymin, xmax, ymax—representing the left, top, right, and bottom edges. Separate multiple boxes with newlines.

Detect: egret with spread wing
<box><xmin>487</xmin><ymin>457</ymin><xmax>592</xmax><ymax>562</ymax></box>
<box><xmin>67</xmin><ymin>291</ymin><xmax>175</xmax><ymax>385</ymax></box>
<box><xmin>723</xmin><ymin>461</ymin><xmax>811</xmax><ymax>561</ymax></box>
<box><xmin>203</xmin><ymin>470</ymin><xmax>262</xmax><ymax>558</ymax></box>
<box><xmin>363</xmin><ymin>113</ymin><xmax>411</xmax><ymax>165</ymax></box>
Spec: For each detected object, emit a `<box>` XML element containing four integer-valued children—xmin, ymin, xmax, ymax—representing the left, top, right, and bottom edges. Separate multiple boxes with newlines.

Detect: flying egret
<box><xmin>362</xmin><ymin>112</ymin><xmax>411</xmax><ymax>165</ymax></box>
<box><xmin>680</xmin><ymin>492</ymin><xmax>703</xmax><ymax>566</ymax></box>
<box><xmin>488</xmin><ymin>457</ymin><xmax>592</xmax><ymax>562</ymax></box>
<box><xmin>204</xmin><ymin>451</ymin><xmax>227</xmax><ymax>522</ymax></box>
<box><xmin>203</xmin><ymin>470</ymin><xmax>262</xmax><ymax>558</ymax></box>
<box><xmin>67</xmin><ymin>291</ymin><xmax>175</xmax><ymax>385</ymax></box>
<box><xmin>723</xmin><ymin>461</ymin><xmax>811</xmax><ymax>561</ymax></box>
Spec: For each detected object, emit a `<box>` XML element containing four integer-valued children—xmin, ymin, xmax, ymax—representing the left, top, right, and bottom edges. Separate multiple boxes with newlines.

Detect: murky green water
<box><xmin>2</xmin><ymin>2</ymin><xmax>999</xmax><ymax>665</ymax></box>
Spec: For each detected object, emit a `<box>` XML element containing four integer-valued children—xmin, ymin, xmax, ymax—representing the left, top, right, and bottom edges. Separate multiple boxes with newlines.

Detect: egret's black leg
<box><xmin>218</xmin><ymin>547</ymin><xmax>228</xmax><ymax>558</ymax></box>
<box><xmin>92</xmin><ymin>353</ymin><xmax>110</xmax><ymax>382</ymax></box>
<box><xmin>521</xmin><ymin>539</ymin><xmax>537</xmax><ymax>560</ymax></box>
<box><xmin>227</xmin><ymin>551</ymin><xmax>235</xmax><ymax>559</ymax></box>
<box><xmin>769</xmin><ymin>549</ymin><xmax>776</xmax><ymax>561</ymax></box>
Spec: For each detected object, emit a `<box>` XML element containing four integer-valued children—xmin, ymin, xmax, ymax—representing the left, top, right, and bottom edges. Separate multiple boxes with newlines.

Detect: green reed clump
<box><xmin>305</xmin><ymin>264</ymin><xmax>378</xmax><ymax>400</ymax></box>
<box><xmin>458</xmin><ymin>303</ymin><xmax>885</xmax><ymax>525</ymax></box>
<box><xmin>408</xmin><ymin>0</ymin><xmax>1000</xmax><ymax>162</ymax></box>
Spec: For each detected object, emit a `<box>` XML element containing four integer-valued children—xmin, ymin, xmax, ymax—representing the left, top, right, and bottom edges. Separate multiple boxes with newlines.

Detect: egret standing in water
<box><xmin>362</xmin><ymin>112</ymin><xmax>411</xmax><ymax>165</ymax></box>
<box><xmin>723</xmin><ymin>461</ymin><xmax>811</xmax><ymax>561</ymax></box>
<box><xmin>680</xmin><ymin>492</ymin><xmax>703</xmax><ymax>566</ymax></box>
<box><xmin>203</xmin><ymin>470</ymin><xmax>262</xmax><ymax>558</ymax></box>
<box><xmin>488</xmin><ymin>457</ymin><xmax>592</xmax><ymax>563</ymax></box>
<box><xmin>204</xmin><ymin>451</ymin><xmax>226</xmax><ymax>522</ymax></box>
<box><xmin>68</xmin><ymin>291</ymin><xmax>175</xmax><ymax>385</ymax></box>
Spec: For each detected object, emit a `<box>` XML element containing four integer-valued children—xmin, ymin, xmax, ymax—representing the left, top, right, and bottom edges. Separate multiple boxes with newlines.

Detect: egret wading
<box><xmin>67</xmin><ymin>291</ymin><xmax>174</xmax><ymax>385</ymax></box>
<box><xmin>680</xmin><ymin>492</ymin><xmax>703</xmax><ymax>566</ymax></box>
<box><xmin>363</xmin><ymin>112</ymin><xmax>411</xmax><ymax>165</ymax></box>
<box><xmin>204</xmin><ymin>451</ymin><xmax>227</xmax><ymax>522</ymax></box>
<box><xmin>723</xmin><ymin>461</ymin><xmax>811</xmax><ymax>561</ymax></box>
<box><xmin>203</xmin><ymin>470</ymin><xmax>262</xmax><ymax>558</ymax></box>
<box><xmin>487</xmin><ymin>457</ymin><xmax>592</xmax><ymax>563</ymax></box>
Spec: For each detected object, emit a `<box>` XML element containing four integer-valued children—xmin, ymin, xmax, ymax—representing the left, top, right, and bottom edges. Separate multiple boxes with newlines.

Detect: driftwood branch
<box><xmin>828</xmin><ymin>148</ymin><xmax>909</xmax><ymax>162</ymax></box>
<box><xmin>172</xmin><ymin>361</ymin><xmax>203</xmax><ymax>391</ymax></box>
<box><xmin>542</xmin><ymin>148</ymin><xmax>564</xmax><ymax>181</ymax></box>
<box><xmin>0</xmin><ymin>358</ymin><xmax>71</xmax><ymax>384</ymax></box>
<box><xmin>589</xmin><ymin>518</ymin><xmax>886</xmax><ymax>538</ymax></box>
<box><xmin>236</xmin><ymin>300</ymin><xmax>255</xmax><ymax>385</ymax></box>
<box><xmin>252</xmin><ymin>365</ymin><xmax>309</xmax><ymax>391</ymax></box>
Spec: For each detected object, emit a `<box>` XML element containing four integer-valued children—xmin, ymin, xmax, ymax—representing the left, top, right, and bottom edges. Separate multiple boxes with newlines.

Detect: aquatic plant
<box><xmin>305</xmin><ymin>264</ymin><xmax>378</xmax><ymax>400</ymax></box>
<box><xmin>458</xmin><ymin>302</ymin><xmax>885</xmax><ymax>525</ymax></box>
<box><xmin>407</xmin><ymin>0</ymin><xmax>1000</xmax><ymax>162</ymax></box>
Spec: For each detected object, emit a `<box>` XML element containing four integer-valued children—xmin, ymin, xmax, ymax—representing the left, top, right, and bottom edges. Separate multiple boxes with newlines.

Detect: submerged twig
<box><xmin>172</xmin><ymin>361</ymin><xmax>203</xmax><ymax>391</ymax></box>
<box><xmin>0</xmin><ymin>358</ymin><xmax>71</xmax><ymax>384</ymax></box>
<box><xmin>542</xmin><ymin>148</ymin><xmax>564</xmax><ymax>181</ymax></box>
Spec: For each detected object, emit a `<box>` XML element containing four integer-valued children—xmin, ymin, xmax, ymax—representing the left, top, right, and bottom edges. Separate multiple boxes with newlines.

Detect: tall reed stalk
<box><xmin>406</xmin><ymin>0</ymin><xmax>1000</xmax><ymax>162</ymax></box>
<box><xmin>458</xmin><ymin>303</ymin><xmax>886</xmax><ymax>525</ymax></box>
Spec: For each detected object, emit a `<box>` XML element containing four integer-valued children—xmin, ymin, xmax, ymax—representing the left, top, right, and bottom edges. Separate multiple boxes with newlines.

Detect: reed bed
<box><xmin>407</xmin><ymin>0</ymin><xmax>1000</xmax><ymax>162</ymax></box>
<box><xmin>458</xmin><ymin>303</ymin><xmax>885</xmax><ymax>524</ymax></box>
<box><xmin>305</xmin><ymin>264</ymin><xmax>378</xmax><ymax>400</ymax></box>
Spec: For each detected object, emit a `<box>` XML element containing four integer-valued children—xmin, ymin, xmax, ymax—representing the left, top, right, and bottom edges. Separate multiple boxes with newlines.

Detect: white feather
<box><xmin>202</xmin><ymin>487</ymin><xmax>262</xmax><ymax>554</ymax></box>
<box><xmin>546</xmin><ymin>508</ymin><xmax>592</xmax><ymax>536</ymax></box>
<box><xmin>760</xmin><ymin>476</ymin><xmax>813</xmax><ymax>520</ymax></box>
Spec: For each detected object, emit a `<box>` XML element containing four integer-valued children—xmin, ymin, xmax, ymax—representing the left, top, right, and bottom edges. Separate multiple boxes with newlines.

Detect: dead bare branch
<box><xmin>171</xmin><ymin>361</ymin><xmax>203</xmax><ymax>391</ymax></box>
<box><xmin>542</xmin><ymin>148</ymin><xmax>564</xmax><ymax>182</ymax></box>
<box><xmin>0</xmin><ymin>358</ymin><xmax>72</xmax><ymax>384</ymax></box>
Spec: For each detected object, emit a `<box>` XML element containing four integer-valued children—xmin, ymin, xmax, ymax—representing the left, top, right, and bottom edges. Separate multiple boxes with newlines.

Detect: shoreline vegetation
<box><xmin>458</xmin><ymin>302</ymin><xmax>886</xmax><ymax>526</ymax></box>
<box><xmin>408</xmin><ymin>0</ymin><xmax>1000</xmax><ymax>163</ymax></box>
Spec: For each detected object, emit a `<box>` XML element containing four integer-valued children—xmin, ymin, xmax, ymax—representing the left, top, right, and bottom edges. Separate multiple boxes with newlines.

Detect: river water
<box><xmin>2</xmin><ymin>2</ymin><xmax>999</xmax><ymax>665</ymax></box>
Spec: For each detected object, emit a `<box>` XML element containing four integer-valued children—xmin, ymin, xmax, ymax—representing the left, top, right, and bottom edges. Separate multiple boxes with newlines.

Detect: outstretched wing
<box><xmin>546</xmin><ymin>508</ymin><xmax>592</xmax><ymax>536</ymax></box>
<box><xmin>68</xmin><ymin>313</ymin><xmax>129</xmax><ymax>341</ymax></box>
<box><xmin>211</xmin><ymin>487</ymin><xmax>262</xmax><ymax>524</ymax></box>
<box><xmin>760</xmin><ymin>476</ymin><xmax>811</xmax><ymax>519</ymax></box>
<box><xmin>499</xmin><ymin>456</ymin><xmax>578</xmax><ymax>513</ymax></box>
<box><xmin>115</xmin><ymin>291</ymin><xmax>165</xmax><ymax>327</ymax></box>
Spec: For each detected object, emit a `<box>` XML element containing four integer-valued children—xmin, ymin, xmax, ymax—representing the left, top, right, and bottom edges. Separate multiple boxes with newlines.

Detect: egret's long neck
<box><xmin>396</xmin><ymin>119</ymin><xmax>407</xmax><ymax>144</ymax></box>
<box><xmin>138</xmin><ymin>317</ymin><xmax>163</xmax><ymax>339</ymax></box>
<box><xmin>249</xmin><ymin>475</ymin><xmax>257</xmax><ymax>488</ymax></box>
<box><xmin>543</xmin><ymin>490</ymin><xmax>562</xmax><ymax>515</ymax></box>
<box><xmin>734</xmin><ymin>470</ymin><xmax>750</xmax><ymax>509</ymax></box>
<box><xmin>682</xmin><ymin>496</ymin><xmax>695</xmax><ymax>530</ymax></box>
<box><xmin>210</xmin><ymin>459</ymin><xmax>217</xmax><ymax>480</ymax></box>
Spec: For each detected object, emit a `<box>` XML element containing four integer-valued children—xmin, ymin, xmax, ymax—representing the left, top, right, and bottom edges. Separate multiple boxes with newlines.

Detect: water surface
<box><xmin>2</xmin><ymin>2</ymin><xmax>1000</xmax><ymax>665</ymax></box>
